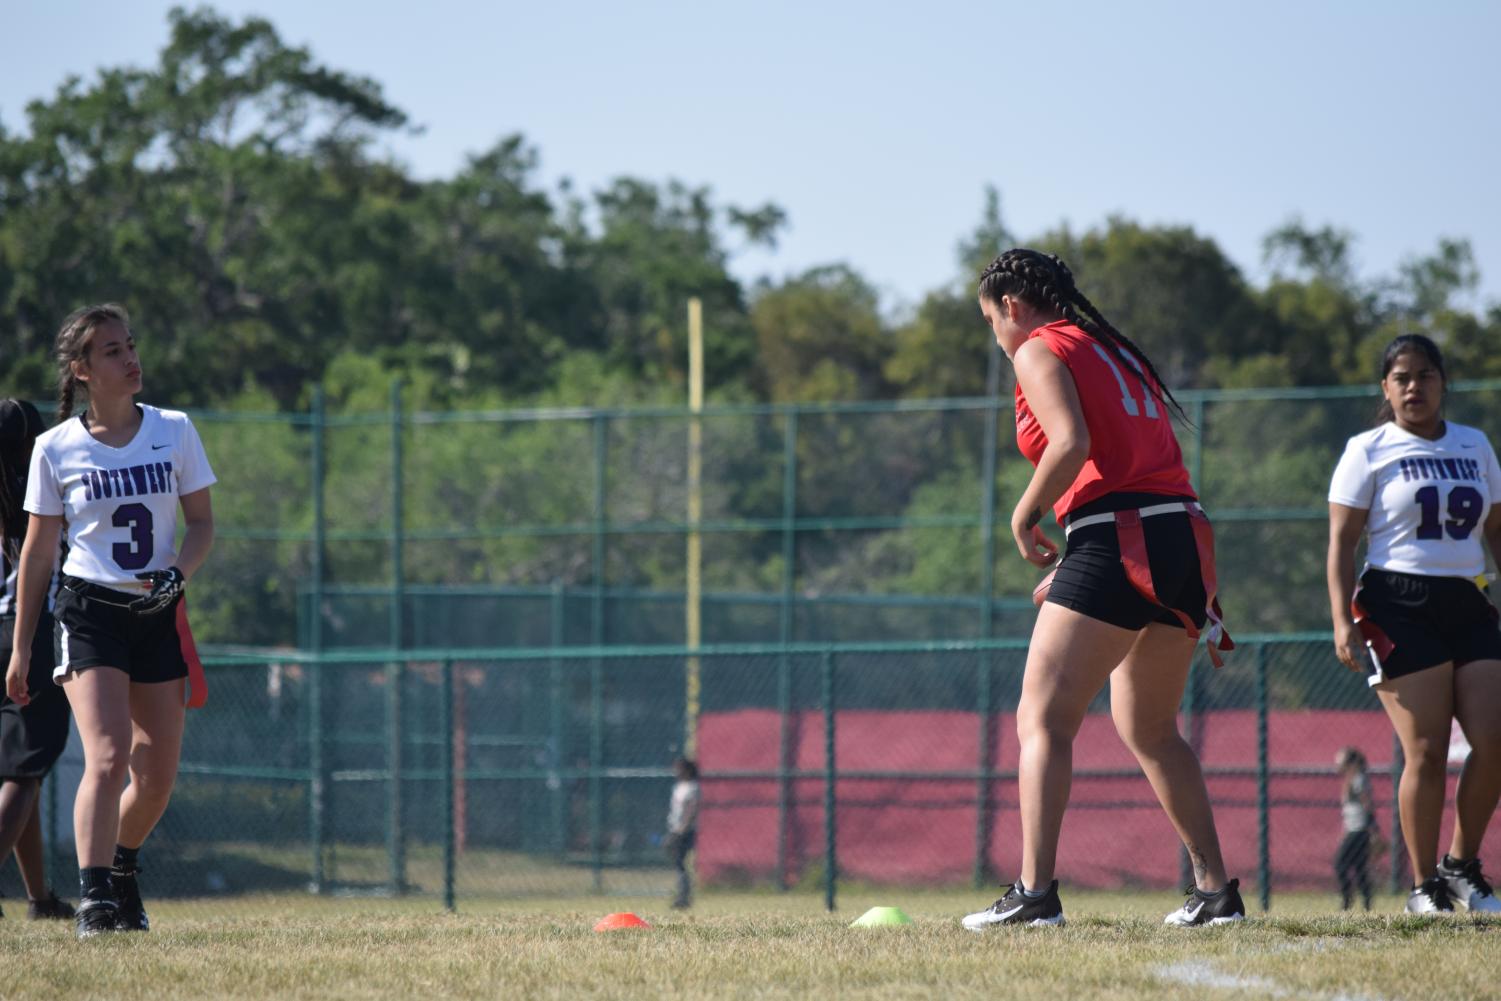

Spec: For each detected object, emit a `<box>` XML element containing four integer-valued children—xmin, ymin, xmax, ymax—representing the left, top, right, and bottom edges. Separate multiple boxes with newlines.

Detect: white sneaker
<box><xmin>1406</xmin><ymin>876</ymin><xmax>1455</xmax><ymax>914</ymax></box>
<box><xmin>961</xmin><ymin>880</ymin><xmax>1064</xmax><ymax>930</ymax></box>
<box><xmin>1438</xmin><ymin>857</ymin><xmax>1501</xmax><ymax>913</ymax></box>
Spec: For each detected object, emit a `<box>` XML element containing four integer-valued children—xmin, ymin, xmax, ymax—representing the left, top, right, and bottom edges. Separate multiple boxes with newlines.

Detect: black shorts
<box><xmin>54</xmin><ymin>577</ymin><xmax>190</xmax><ymax>684</ymax></box>
<box><xmin>0</xmin><ymin>613</ymin><xmax>71</xmax><ymax>778</ymax></box>
<box><xmin>1045</xmin><ymin>492</ymin><xmax>1209</xmax><ymax>632</ymax></box>
<box><xmin>1354</xmin><ymin>568</ymin><xmax>1501</xmax><ymax>684</ymax></box>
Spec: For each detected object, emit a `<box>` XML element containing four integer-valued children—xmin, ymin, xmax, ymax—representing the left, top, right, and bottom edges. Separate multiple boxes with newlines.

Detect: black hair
<box><xmin>674</xmin><ymin>757</ymin><xmax>699</xmax><ymax>780</ymax></box>
<box><xmin>978</xmin><ymin>248</ymin><xmax>1188</xmax><ymax>423</ymax></box>
<box><xmin>0</xmin><ymin>399</ymin><xmax>45</xmax><ymax>559</ymax></box>
<box><xmin>1375</xmin><ymin>333</ymin><xmax>1445</xmax><ymax>426</ymax></box>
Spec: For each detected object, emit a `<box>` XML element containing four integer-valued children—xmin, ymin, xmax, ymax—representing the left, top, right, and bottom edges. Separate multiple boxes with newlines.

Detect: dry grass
<box><xmin>3</xmin><ymin>889</ymin><xmax>1498</xmax><ymax>1000</ymax></box>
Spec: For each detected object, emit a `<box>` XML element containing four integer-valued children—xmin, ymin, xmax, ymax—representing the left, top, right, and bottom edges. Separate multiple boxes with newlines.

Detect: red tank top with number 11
<box><xmin>1014</xmin><ymin>320</ymin><xmax>1195</xmax><ymax>520</ymax></box>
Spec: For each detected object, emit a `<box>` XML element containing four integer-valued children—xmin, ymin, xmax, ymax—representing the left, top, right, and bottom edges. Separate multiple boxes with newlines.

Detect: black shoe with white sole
<box><xmin>1438</xmin><ymin>856</ymin><xmax>1501</xmax><ymax>914</ymax></box>
<box><xmin>1164</xmin><ymin>878</ymin><xmax>1246</xmax><ymax>926</ymax></box>
<box><xmin>111</xmin><ymin>866</ymin><xmax>149</xmax><ymax>932</ymax></box>
<box><xmin>1406</xmin><ymin>875</ymin><xmax>1455</xmax><ymax>914</ymax></box>
<box><xmin>962</xmin><ymin>880</ymin><xmax>1064</xmax><ymax>930</ymax></box>
<box><xmin>75</xmin><ymin>899</ymin><xmax>120</xmax><ymax>940</ymax></box>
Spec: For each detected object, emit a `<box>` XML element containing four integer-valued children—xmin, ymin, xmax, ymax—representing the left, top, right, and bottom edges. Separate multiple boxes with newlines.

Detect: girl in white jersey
<box><xmin>1328</xmin><ymin>334</ymin><xmax>1501</xmax><ymax>915</ymax></box>
<box><xmin>3</xmin><ymin>305</ymin><xmax>216</xmax><ymax>940</ymax></box>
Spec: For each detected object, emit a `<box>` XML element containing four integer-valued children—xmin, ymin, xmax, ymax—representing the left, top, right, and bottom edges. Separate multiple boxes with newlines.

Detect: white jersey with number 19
<box><xmin>1328</xmin><ymin>421</ymin><xmax>1501</xmax><ymax>579</ymax></box>
<box><xmin>23</xmin><ymin>405</ymin><xmax>216</xmax><ymax>593</ymax></box>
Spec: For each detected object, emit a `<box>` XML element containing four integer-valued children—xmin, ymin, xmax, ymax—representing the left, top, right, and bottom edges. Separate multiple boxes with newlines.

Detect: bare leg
<box><xmin>14</xmin><ymin>793</ymin><xmax>49</xmax><ymax>899</ymax></box>
<box><xmin>62</xmin><ymin>667</ymin><xmax>134</xmax><ymax>868</ymax></box>
<box><xmin>1449</xmin><ymin>659</ymin><xmax>1501</xmax><ymax>860</ymax></box>
<box><xmin>1016</xmin><ymin>603</ymin><xmax>1138</xmax><ymax>889</ymax></box>
<box><xmin>1111</xmin><ymin>622</ymin><xmax>1228</xmax><ymax>890</ymax></box>
<box><xmin>1375</xmin><ymin>663</ymin><xmax>1454</xmax><ymax>881</ymax></box>
<box><xmin>116</xmin><ymin>678</ymin><xmax>186</xmax><ymax>848</ymax></box>
<box><xmin>0</xmin><ymin>777</ymin><xmax>40</xmax><ymax>872</ymax></box>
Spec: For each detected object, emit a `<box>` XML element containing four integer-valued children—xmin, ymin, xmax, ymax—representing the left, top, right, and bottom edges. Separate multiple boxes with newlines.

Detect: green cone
<box><xmin>849</xmin><ymin>906</ymin><xmax>914</xmax><ymax>927</ymax></box>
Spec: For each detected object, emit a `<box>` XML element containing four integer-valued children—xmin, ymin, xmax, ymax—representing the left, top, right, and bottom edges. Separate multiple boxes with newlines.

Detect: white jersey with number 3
<box><xmin>23</xmin><ymin>406</ymin><xmax>216</xmax><ymax>592</ymax></box>
<box><xmin>1328</xmin><ymin>421</ymin><xmax>1501</xmax><ymax>579</ymax></box>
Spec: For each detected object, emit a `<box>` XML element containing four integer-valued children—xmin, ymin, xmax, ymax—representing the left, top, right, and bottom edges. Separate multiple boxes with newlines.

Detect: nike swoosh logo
<box><xmin>1462</xmin><ymin>443</ymin><xmax>1478</xmax><ymax>448</ymax></box>
<box><xmin>1183</xmin><ymin>902</ymin><xmax>1204</xmax><ymax>920</ymax></box>
<box><xmin>152</xmin><ymin>444</ymin><xmax>170</xmax><ymax>450</ymax></box>
<box><xmin>996</xmin><ymin>905</ymin><xmax>1025</xmax><ymax>920</ymax></box>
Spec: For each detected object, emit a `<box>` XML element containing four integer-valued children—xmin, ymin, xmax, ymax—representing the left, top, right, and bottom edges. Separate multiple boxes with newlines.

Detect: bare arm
<box><xmin>1327</xmin><ymin>502</ymin><xmax>1368</xmax><ymax>673</ymax></box>
<box><xmin>1011</xmin><ymin>340</ymin><xmax>1090</xmax><ymax>567</ymax></box>
<box><xmin>4</xmin><ymin>514</ymin><xmax>63</xmax><ymax>704</ymax></box>
<box><xmin>175</xmin><ymin>487</ymin><xmax>214</xmax><ymax>581</ymax></box>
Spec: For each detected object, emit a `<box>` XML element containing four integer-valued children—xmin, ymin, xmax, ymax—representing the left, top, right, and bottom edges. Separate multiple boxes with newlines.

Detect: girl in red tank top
<box><xmin>959</xmin><ymin>249</ymin><xmax>1241</xmax><ymax>932</ymax></box>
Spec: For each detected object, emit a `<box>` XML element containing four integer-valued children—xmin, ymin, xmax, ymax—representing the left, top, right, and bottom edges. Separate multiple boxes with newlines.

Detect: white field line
<box><xmin>1155</xmin><ymin>955</ymin><xmax>1386</xmax><ymax>1001</ymax></box>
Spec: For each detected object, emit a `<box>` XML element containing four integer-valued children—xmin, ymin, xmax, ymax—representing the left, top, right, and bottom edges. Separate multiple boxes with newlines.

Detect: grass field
<box><xmin>4</xmin><ymin>889</ymin><xmax>1499</xmax><ymax>1000</ymax></box>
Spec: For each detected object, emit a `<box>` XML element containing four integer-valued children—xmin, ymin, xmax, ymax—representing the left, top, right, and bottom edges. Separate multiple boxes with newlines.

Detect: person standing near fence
<box><xmin>1327</xmin><ymin>333</ymin><xmax>1501</xmax><ymax>915</ymax></box>
<box><xmin>0</xmin><ymin>399</ymin><xmax>75</xmax><ymax>921</ymax></box>
<box><xmin>4</xmin><ymin>305</ymin><xmax>216</xmax><ymax>939</ymax></box>
<box><xmin>961</xmin><ymin>249</ymin><xmax>1242</xmax><ymax>930</ymax></box>
<box><xmin>664</xmin><ymin>757</ymin><xmax>699</xmax><ymax>909</ymax></box>
<box><xmin>1333</xmin><ymin>747</ymin><xmax>1377</xmax><ymax>910</ymax></box>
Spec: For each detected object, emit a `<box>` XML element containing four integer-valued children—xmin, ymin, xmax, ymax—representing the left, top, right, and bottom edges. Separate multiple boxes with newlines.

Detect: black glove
<box><xmin>130</xmin><ymin>567</ymin><xmax>185</xmax><ymax>614</ymax></box>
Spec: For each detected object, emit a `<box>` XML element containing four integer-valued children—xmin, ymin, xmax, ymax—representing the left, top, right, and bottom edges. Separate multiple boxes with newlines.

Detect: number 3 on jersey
<box><xmin>1415</xmin><ymin>484</ymin><xmax>1482</xmax><ymax>540</ymax></box>
<box><xmin>112</xmin><ymin>503</ymin><xmax>154</xmax><ymax>570</ymax></box>
<box><xmin>1090</xmin><ymin>344</ymin><xmax>1161</xmax><ymax>419</ymax></box>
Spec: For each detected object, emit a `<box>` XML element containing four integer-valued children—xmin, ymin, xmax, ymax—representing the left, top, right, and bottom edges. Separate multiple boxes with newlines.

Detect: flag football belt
<box><xmin>1063</xmin><ymin>501</ymin><xmax>1235</xmax><ymax>668</ymax></box>
<box><xmin>59</xmin><ymin>575</ymin><xmax>208</xmax><ymax>709</ymax></box>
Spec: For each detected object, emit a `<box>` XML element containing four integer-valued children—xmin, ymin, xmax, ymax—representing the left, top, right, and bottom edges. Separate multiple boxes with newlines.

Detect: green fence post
<box><xmin>1179</xmin><ymin>656</ymin><xmax>1198</xmax><ymax>889</ymax></box>
<box><xmin>1390</xmin><ymin>733</ymin><xmax>1406</xmax><ymax>893</ymax></box>
<box><xmin>974</xmin><ymin>343</ymin><xmax>1000</xmax><ymax>888</ymax></box>
<box><xmin>822</xmin><ymin>650</ymin><xmax>836</xmax><ymax>913</ymax></box>
<box><xmin>589</xmin><ymin>414</ymin><xmax>608</xmax><ymax>893</ymax></box>
<box><xmin>777</xmin><ymin>409</ymin><xmax>798</xmax><ymax>890</ymax></box>
<box><xmin>441</xmin><ymin>657</ymin><xmax>455</xmax><ymax>912</ymax></box>
<box><xmin>1256</xmin><ymin>641</ymin><xmax>1270</xmax><ymax>911</ymax></box>
<box><xmin>387</xmin><ymin>379</ymin><xmax>406</xmax><ymax>896</ymax></box>
<box><xmin>45</xmin><ymin>772</ymin><xmax>60</xmax><ymax>896</ymax></box>
<box><xmin>309</xmin><ymin>385</ymin><xmax>327</xmax><ymax>894</ymax></box>
<box><xmin>550</xmin><ymin>585</ymin><xmax>566</xmax><ymax>857</ymax></box>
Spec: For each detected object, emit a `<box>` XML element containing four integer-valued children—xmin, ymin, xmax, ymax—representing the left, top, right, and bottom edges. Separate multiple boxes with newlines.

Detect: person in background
<box><xmin>1334</xmin><ymin>747</ymin><xmax>1377</xmax><ymax>911</ymax></box>
<box><xmin>665</xmin><ymin>757</ymin><xmax>700</xmax><ymax>909</ymax></box>
<box><xmin>1328</xmin><ymin>333</ymin><xmax>1501</xmax><ymax>914</ymax></box>
<box><xmin>0</xmin><ymin>398</ymin><xmax>74</xmax><ymax>921</ymax></box>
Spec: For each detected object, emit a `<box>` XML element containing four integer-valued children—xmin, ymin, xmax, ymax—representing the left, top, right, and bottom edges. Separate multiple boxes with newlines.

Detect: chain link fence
<box><xmin>10</xmin><ymin>381</ymin><xmax>1501</xmax><ymax>911</ymax></box>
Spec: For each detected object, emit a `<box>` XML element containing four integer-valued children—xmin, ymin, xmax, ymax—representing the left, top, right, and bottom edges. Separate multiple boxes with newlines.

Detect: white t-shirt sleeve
<box><xmin>22</xmin><ymin>446</ymin><xmax>64</xmax><ymax>516</ymax></box>
<box><xmin>1485</xmin><ymin>437</ymin><xmax>1501</xmax><ymax>505</ymax></box>
<box><xmin>175</xmin><ymin>417</ymin><xmax>217</xmax><ymax>495</ymax></box>
<box><xmin>1328</xmin><ymin>438</ymin><xmax>1375</xmax><ymax>509</ymax></box>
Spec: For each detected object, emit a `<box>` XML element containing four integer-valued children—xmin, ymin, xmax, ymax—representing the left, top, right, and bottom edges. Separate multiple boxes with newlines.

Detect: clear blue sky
<box><xmin>4</xmin><ymin>1</ymin><xmax>1499</xmax><ymax>313</ymax></box>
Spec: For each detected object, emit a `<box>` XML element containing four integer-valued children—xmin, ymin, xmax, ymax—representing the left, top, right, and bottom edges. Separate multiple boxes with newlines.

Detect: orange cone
<box><xmin>593</xmin><ymin>912</ymin><xmax>651</xmax><ymax>932</ymax></box>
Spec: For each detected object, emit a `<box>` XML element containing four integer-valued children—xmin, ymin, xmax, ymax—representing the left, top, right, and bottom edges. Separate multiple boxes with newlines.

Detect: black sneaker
<box><xmin>961</xmin><ymin>880</ymin><xmax>1065</xmax><ymax>930</ymax></box>
<box><xmin>1407</xmin><ymin>874</ymin><xmax>1455</xmax><ymax>913</ymax></box>
<box><xmin>1164</xmin><ymin>878</ymin><xmax>1247</xmax><ymax>926</ymax></box>
<box><xmin>28</xmin><ymin>891</ymin><xmax>76</xmax><ymax>920</ymax></box>
<box><xmin>75</xmin><ymin>899</ymin><xmax>120</xmax><ymax>940</ymax></box>
<box><xmin>111</xmin><ymin>866</ymin><xmax>149</xmax><ymax>932</ymax></box>
<box><xmin>1438</xmin><ymin>856</ymin><xmax>1501</xmax><ymax>914</ymax></box>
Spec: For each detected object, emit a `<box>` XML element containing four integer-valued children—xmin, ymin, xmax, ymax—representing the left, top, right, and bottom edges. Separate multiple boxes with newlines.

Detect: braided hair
<box><xmin>978</xmin><ymin>249</ymin><xmax>1187</xmax><ymax>423</ymax></box>
<box><xmin>0</xmin><ymin>398</ymin><xmax>45</xmax><ymax>562</ymax></box>
<box><xmin>53</xmin><ymin>303</ymin><xmax>131</xmax><ymax>424</ymax></box>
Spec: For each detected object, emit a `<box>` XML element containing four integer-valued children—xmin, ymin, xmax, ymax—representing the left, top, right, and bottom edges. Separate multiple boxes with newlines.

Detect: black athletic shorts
<box><xmin>54</xmin><ymin>576</ymin><xmax>190</xmax><ymax>684</ymax></box>
<box><xmin>1354</xmin><ymin>567</ymin><xmax>1501</xmax><ymax>684</ymax></box>
<box><xmin>1045</xmin><ymin>491</ymin><xmax>1209</xmax><ymax>632</ymax></box>
<box><xmin>0</xmin><ymin>613</ymin><xmax>71</xmax><ymax>778</ymax></box>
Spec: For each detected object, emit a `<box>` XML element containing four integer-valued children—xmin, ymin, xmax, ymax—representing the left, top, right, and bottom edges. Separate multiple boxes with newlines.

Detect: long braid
<box><xmin>979</xmin><ymin>249</ymin><xmax>1188</xmax><ymax>423</ymax></box>
<box><xmin>57</xmin><ymin>373</ymin><xmax>78</xmax><ymax>424</ymax></box>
